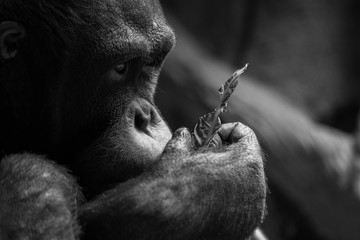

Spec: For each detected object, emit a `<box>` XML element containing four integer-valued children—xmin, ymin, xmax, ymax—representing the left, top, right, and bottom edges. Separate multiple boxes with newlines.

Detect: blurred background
<box><xmin>155</xmin><ymin>1</ymin><xmax>360</xmax><ymax>240</ymax></box>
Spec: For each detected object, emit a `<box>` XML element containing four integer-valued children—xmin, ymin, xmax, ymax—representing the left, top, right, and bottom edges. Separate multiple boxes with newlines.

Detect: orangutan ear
<box><xmin>0</xmin><ymin>21</ymin><xmax>26</xmax><ymax>60</ymax></box>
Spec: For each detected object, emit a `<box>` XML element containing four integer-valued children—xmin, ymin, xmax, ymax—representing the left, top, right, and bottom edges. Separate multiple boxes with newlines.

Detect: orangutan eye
<box><xmin>114</xmin><ymin>63</ymin><xmax>127</xmax><ymax>75</ymax></box>
<box><xmin>108</xmin><ymin>62</ymin><xmax>130</xmax><ymax>84</ymax></box>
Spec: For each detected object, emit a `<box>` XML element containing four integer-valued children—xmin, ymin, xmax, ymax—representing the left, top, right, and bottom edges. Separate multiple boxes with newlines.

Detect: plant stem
<box><xmin>203</xmin><ymin>106</ymin><xmax>222</xmax><ymax>146</ymax></box>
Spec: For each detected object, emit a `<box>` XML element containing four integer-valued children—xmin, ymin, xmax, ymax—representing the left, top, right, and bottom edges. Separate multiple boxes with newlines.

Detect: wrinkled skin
<box><xmin>0</xmin><ymin>0</ymin><xmax>266</xmax><ymax>240</ymax></box>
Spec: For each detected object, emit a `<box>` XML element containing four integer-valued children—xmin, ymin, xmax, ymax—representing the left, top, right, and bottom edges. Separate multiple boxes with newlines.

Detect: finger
<box><xmin>218</xmin><ymin>122</ymin><xmax>256</xmax><ymax>144</ymax></box>
<box><xmin>162</xmin><ymin>127</ymin><xmax>192</xmax><ymax>157</ymax></box>
<box><xmin>217</xmin><ymin>123</ymin><xmax>263</xmax><ymax>166</ymax></box>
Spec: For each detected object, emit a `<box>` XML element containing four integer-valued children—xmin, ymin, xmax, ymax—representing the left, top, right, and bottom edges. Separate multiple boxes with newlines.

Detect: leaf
<box><xmin>218</xmin><ymin>64</ymin><xmax>248</xmax><ymax>110</ymax></box>
<box><xmin>192</xmin><ymin>111</ymin><xmax>222</xmax><ymax>147</ymax></box>
<box><xmin>191</xmin><ymin>64</ymin><xmax>248</xmax><ymax>147</ymax></box>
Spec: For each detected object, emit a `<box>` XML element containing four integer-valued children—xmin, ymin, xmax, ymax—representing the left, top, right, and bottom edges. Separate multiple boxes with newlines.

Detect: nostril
<box><xmin>126</xmin><ymin>99</ymin><xmax>158</xmax><ymax>136</ymax></box>
<box><xmin>134</xmin><ymin>107</ymin><xmax>151</xmax><ymax>133</ymax></box>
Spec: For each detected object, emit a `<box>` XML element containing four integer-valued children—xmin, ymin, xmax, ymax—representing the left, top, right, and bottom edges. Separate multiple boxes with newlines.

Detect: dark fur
<box><xmin>0</xmin><ymin>1</ymin><xmax>266</xmax><ymax>239</ymax></box>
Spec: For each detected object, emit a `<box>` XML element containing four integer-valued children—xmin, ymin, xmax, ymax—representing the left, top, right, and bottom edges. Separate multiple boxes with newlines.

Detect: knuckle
<box><xmin>231</xmin><ymin>122</ymin><xmax>258</xmax><ymax>145</ymax></box>
<box><xmin>235</xmin><ymin>122</ymin><xmax>255</xmax><ymax>137</ymax></box>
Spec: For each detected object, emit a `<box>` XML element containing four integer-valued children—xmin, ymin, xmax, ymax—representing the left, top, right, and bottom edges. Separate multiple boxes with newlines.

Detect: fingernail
<box><xmin>174</xmin><ymin>128</ymin><xmax>190</xmax><ymax>138</ymax></box>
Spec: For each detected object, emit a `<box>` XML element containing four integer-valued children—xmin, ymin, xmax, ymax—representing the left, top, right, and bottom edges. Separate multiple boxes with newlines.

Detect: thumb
<box><xmin>162</xmin><ymin>127</ymin><xmax>192</xmax><ymax>157</ymax></box>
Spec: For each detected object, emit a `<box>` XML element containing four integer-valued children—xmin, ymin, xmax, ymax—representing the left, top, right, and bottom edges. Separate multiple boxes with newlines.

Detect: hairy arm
<box><xmin>0</xmin><ymin>154</ymin><xmax>82</xmax><ymax>240</ymax></box>
<box><xmin>79</xmin><ymin>123</ymin><xmax>266</xmax><ymax>240</ymax></box>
